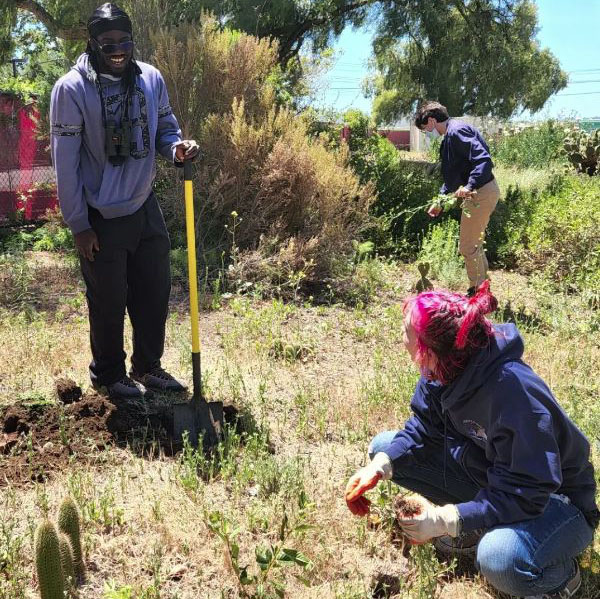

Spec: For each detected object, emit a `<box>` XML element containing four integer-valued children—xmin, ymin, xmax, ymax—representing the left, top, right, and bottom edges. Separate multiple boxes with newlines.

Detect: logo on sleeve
<box><xmin>463</xmin><ymin>420</ymin><xmax>487</xmax><ymax>442</ymax></box>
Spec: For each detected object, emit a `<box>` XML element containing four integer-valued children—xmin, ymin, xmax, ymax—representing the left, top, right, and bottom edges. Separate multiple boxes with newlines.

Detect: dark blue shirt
<box><xmin>384</xmin><ymin>324</ymin><xmax>598</xmax><ymax>532</ymax></box>
<box><xmin>439</xmin><ymin>119</ymin><xmax>494</xmax><ymax>194</ymax></box>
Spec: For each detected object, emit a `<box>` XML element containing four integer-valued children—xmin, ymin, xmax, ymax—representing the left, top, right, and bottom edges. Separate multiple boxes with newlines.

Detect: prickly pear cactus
<box><xmin>58</xmin><ymin>533</ymin><xmax>76</xmax><ymax>593</ymax></box>
<box><xmin>564</xmin><ymin>128</ymin><xmax>600</xmax><ymax>175</ymax></box>
<box><xmin>58</xmin><ymin>497</ymin><xmax>84</xmax><ymax>582</ymax></box>
<box><xmin>35</xmin><ymin>520</ymin><xmax>65</xmax><ymax>599</ymax></box>
<box><xmin>415</xmin><ymin>262</ymin><xmax>433</xmax><ymax>292</ymax></box>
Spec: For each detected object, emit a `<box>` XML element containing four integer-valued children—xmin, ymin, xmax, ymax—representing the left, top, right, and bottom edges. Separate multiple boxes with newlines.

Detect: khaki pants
<box><xmin>460</xmin><ymin>178</ymin><xmax>500</xmax><ymax>288</ymax></box>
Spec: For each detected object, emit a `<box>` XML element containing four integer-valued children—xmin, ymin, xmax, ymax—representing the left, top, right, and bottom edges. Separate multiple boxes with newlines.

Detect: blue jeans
<box><xmin>369</xmin><ymin>431</ymin><xmax>594</xmax><ymax>597</ymax></box>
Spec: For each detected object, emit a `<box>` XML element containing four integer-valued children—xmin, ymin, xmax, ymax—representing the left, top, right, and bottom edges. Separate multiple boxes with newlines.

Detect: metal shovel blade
<box><xmin>172</xmin><ymin>397</ymin><xmax>223</xmax><ymax>449</ymax></box>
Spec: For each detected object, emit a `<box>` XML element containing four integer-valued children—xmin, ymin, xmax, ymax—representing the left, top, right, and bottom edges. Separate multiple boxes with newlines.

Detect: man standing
<box><xmin>50</xmin><ymin>3</ymin><xmax>198</xmax><ymax>399</ymax></box>
<box><xmin>415</xmin><ymin>101</ymin><xmax>500</xmax><ymax>296</ymax></box>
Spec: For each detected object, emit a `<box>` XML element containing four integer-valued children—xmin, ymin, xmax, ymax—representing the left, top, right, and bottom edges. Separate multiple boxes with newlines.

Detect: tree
<box><xmin>1</xmin><ymin>0</ymin><xmax>566</xmax><ymax>122</ymax></box>
<box><xmin>369</xmin><ymin>0</ymin><xmax>567</xmax><ymax>122</ymax></box>
<box><xmin>164</xmin><ymin>0</ymin><xmax>375</xmax><ymax>65</ymax></box>
<box><xmin>0</xmin><ymin>0</ymin><xmax>99</xmax><ymax>63</ymax></box>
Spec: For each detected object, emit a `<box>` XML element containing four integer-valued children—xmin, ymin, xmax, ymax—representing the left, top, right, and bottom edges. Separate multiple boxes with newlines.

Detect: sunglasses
<box><xmin>94</xmin><ymin>39</ymin><xmax>134</xmax><ymax>54</ymax></box>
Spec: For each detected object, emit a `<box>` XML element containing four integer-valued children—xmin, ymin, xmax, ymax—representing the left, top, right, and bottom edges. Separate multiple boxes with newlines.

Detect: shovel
<box><xmin>172</xmin><ymin>160</ymin><xmax>223</xmax><ymax>449</ymax></box>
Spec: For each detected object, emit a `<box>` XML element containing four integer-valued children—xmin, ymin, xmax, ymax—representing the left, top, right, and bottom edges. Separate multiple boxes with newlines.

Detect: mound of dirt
<box><xmin>0</xmin><ymin>379</ymin><xmax>175</xmax><ymax>485</ymax></box>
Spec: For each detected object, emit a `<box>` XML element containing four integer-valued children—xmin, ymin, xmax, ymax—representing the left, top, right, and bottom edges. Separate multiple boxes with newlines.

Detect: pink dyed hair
<box><xmin>404</xmin><ymin>280</ymin><xmax>498</xmax><ymax>384</ymax></box>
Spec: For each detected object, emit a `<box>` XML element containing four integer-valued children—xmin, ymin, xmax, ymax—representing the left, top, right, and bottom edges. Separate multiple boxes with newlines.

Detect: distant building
<box><xmin>578</xmin><ymin>119</ymin><xmax>600</xmax><ymax>132</ymax></box>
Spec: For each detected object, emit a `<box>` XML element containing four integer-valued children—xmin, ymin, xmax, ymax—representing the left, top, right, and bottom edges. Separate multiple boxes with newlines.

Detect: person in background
<box><xmin>50</xmin><ymin>3</ymin><xmax>199</xmax><ymax>399</ymax></box>
<box><xmin>345</xmin><ymin>282</ymin><xmax>598</xmax><ymax>599</ymax></box>
<box><xmin>415</xmin><ymin>101</ymin><xmax>500</xmax><ymax>296</ymax></box>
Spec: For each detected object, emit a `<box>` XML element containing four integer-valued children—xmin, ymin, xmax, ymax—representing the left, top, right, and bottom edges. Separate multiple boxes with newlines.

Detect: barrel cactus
<box><xmin>564</xmin><ymin>128</ymin><xmax>600</xmax><ymax>175</ymax></box>
<box><xmin>58</xmin><ymin>497</ymin><xmax>84</xmax><ymax>583</ymax></box>
<box><xmin>58</xmin><ymin>533</ymin><xmax>76</xmax><ymax>592</ymax></box>
<box><xmin>35</xmin><ymin>520</ymin><xmax>65</xmax><ymax>599</ymax></box>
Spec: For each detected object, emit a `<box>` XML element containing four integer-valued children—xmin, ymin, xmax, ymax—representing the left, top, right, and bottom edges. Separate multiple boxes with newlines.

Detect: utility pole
<box><xmin>10</xmin><ymin>58</ymin><xmax>26</xmax><ymax>77</ymax></box>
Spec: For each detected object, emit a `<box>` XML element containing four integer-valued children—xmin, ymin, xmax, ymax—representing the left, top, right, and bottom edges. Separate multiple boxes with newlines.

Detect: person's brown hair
<box><xmin>414</xmin><ymin>101</ymin><xmax>450</xmax><ymax>129</ymax></box>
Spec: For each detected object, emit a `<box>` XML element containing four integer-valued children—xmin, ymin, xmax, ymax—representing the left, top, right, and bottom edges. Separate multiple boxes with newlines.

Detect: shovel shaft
<box><xmin>184</xmin><ymin>161</ymin><xmax>202</xmax><ymax>397</ymax></box>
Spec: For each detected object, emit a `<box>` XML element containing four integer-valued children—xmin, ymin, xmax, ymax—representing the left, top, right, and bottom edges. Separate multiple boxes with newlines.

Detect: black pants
<box><xmin>80</xmin><ymin>194</ymin><xmax>171</xmax><ymax>386</ymax></box>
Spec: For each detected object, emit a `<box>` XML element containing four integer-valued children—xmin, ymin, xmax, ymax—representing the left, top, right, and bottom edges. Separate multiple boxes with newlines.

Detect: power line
<box><xmin>568</xmin><ymin>68</ymin><xmax>600</xmax><ymax>74</ymax></box>
<box><xmin>556</xmin><ymin>90</ymin><xmax>600</xmax><ymax>97</ymax></box>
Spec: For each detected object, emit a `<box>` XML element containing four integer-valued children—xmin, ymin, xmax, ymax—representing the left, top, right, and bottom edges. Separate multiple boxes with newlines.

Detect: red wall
<box><xmin>378</xmin><ymin>129</ymin><xmax>410</xmax><ymax>149</ymax></box>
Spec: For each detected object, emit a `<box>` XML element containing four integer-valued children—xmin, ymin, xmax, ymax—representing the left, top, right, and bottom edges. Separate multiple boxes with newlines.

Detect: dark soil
<box><xmin>0</xmin><ymin>378</ymin><xmax>237</xmax><ymax>485</ymax></box>
<box><xmin>393</xmin><ymin>495</ymin><xmax>423</xmax><ymax>519</ymax></box>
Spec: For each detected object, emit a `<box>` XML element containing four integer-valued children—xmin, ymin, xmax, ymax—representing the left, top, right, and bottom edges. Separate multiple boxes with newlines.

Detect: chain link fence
<box><xmin>0</xmin><ymin>93</ymin><xmax>57</xmax><ymax>223</ymax></box>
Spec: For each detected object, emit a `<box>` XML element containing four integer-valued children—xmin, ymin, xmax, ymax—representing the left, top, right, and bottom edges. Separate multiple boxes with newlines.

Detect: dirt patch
<box><xmin>0</xmin><ymin>378</ymin><xmax>242</xmax><ymax>485</ymax></box>
<box><xmin>0</xmin><ymin>380</ymin><xmax>177</xmax><ymax>485</ymax></box>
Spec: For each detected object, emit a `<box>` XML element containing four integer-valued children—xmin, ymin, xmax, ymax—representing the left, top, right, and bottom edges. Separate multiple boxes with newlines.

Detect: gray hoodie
<box><xmin>50</xmin><ymin>53</ymin><xmax>182</xmax><ymax>234</ymax></box>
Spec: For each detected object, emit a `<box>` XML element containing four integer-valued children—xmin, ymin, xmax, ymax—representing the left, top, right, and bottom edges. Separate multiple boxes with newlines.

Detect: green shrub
<box><xmin>486</xmin><ymin>168</ymin><xmax>565</xmax><ymax>268</ymax></box>
<box><xmin>329</xmin><ymin>110</ymin><xmax>441</xmax><ymax>257</ymax></box>
<box><xmin>519</xmin><ymin>175</ymin><xmax>600</xmax><ymax>297</ymax></box>
<box><xmin>489</xmin><ymin>120</ymin><xmax>568</xmax><ymax>169</ymax></box>
<box><xmin>0</xmin><ymin>219</ymin><xmax>73</xmax><ymax>253</ymax></box>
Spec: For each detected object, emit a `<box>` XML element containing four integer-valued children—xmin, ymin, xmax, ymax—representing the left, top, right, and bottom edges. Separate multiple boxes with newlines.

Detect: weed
<box><xmin>103</xmin><ymin>583</ymin><xmax>134</xmax><ymax>599</ymax></box>
<box><xmin>66</xmin><ymin>473</ymin><xmax>125</xmax><ymax>531</ymax></box>
<box><xmin>205</xmin><ymin>491</ymin><xmax>313</xmax><ymax>598</ymax></box>
<box><xmin>0</xmin><ymin>254</ymin><xmax>34</xmax><ymax>309</ymax></box>
<box><xmin>0</xmin><ymin>493</ymin><xmax>28</xmax><ymax>599</ymax></box>
<box><xmin>176</xmin><ymin>431</ymin><xmax>213</xmax><ymax>494</ymax></box>
<box><xmin>409</xmin><ymin>543</ymin><xmax>455</xmax><ymax>599</ymax></box>
<box><xmin>418</xmin><ymin>219</ymin><xmax>465</xmax><ymax>289</ymax></box>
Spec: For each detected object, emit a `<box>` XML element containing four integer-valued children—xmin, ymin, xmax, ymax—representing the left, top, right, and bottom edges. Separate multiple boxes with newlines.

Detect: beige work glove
<box><xmin>397</xmin><ymin>495</ymin><xmax>461</xmax><ymax>544</ymax></box>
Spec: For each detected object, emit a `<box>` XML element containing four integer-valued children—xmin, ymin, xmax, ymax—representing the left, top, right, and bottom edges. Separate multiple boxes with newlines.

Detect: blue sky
<box><xmin>317</xmin><ymin>1</ymin><xmax>600</xmax><ymax>120</ymax></box>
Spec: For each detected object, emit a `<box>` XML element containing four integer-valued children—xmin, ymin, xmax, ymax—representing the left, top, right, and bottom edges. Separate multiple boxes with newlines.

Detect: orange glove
<box><xmin>345</xmin><ymin>453</ymin><xmax>393</xmax><ymax>517</ymax></box>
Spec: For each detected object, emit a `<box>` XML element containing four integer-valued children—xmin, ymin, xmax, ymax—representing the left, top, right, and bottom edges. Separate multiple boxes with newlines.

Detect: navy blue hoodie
<box><xmin>384</xmin><ymin>324</ymin><xmax>598</xmax><ymax>532</ymax></box>
<box><xmin>439</xmin><ymin>118</ymin><xmax>494</xmax><ymax>194</ymax></box>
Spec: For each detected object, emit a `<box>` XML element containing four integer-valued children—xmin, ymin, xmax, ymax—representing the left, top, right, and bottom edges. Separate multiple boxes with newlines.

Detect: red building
<box><xmin>0</xmin><ymin>92</ymin><xmax>57</xmax><ymax>222</ymax></box>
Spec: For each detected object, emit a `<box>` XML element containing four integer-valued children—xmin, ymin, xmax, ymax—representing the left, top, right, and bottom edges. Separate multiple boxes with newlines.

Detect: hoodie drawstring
<box><xmin>443</xmin><ymin>409</ymin><xmax>448</xmax><ymax>490</ymax></box>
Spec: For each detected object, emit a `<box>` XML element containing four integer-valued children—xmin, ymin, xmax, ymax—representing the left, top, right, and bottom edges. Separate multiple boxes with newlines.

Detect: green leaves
<box><xmin>204</xmin><ymin>505</ymin><xmax>313</xmax><ymax>598</ymax></box>
<box><xmin>371</xmin><ymin>1</ymin><xmax>567</xmax><ymax>122</ymax></box>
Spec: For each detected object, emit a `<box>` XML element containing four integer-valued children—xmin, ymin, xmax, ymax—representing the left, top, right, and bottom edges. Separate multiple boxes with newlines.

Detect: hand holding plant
<box><xmin>426</xmin><ymin>189</ymin><xmax>477</xmax><ymax>218</ymax></box>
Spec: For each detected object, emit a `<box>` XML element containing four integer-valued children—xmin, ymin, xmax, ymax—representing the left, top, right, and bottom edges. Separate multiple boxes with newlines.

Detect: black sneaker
<box><xmin>433</xmin><ymin>528</ymin><xmax>484</xmax><ymax>557</ymax></box>
<box><xmin>525</xmin><ymin>561</ymin><xmax>581</xmax><ymax>598</ymax></box>
<box><xmin>130</xmin><ymin>367</ymin><xmax>187</xmax><ymax>393</ymax></box>
<box><xmin>466</xmin><ymin>286</ymin><xmax>477</xmax><ymax>298</ymax></box>
<box><xmin>106</xmin><ymin>376</ymin><xmax>144</xmax><ymax>399</ymax></box>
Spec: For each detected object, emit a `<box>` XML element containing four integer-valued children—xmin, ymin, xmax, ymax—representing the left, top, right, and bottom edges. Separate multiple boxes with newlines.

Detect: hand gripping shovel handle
<box><xmin>184</xmin><ymin>160</ymin><xmax>202</xmax><ymax>401</ymax></box>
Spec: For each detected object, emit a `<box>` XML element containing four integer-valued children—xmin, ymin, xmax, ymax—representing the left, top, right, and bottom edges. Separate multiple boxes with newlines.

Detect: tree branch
<box><xmin>276</xmin><ymin>0</ymin><xmax>376</xmax><ymax>63</ymax></box>
<box><xmin>15</xmin><ymin>0</ymin><xmax>86</xmax><ymax>40</ymax></box>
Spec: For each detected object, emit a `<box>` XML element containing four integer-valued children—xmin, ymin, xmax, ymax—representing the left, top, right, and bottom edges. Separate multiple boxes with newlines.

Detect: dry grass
<box><xmin>1</xmin><ymin>255</ymin><xmax>599</xmax><ymax>598</ymax></box>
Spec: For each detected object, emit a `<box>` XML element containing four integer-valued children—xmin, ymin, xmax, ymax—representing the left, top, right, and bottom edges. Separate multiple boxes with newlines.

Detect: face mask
<box><xmin>426</xmin><ymin>129</ymin><xmax>441</xmax><ymax>139</ymax></box>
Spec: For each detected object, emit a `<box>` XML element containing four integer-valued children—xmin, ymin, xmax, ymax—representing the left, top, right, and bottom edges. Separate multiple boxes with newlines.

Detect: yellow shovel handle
<box><xmin>184</xmin><ymin>161</ymin><xmax>200</xmax><ymax>355</ymax></box>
